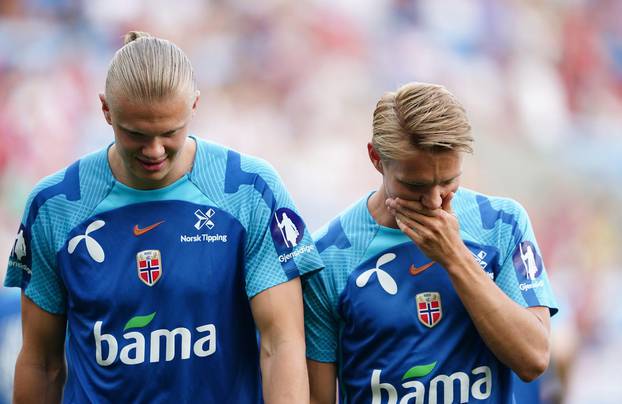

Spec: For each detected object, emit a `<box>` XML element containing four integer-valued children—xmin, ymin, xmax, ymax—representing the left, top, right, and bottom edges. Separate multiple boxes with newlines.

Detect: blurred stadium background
<box><xmin>1</xmin><ymin>0</ymin><xmax>621</xmax><ymax>402</ymax></box>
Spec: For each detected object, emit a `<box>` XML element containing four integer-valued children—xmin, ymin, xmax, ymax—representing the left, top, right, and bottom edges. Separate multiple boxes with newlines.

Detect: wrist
<box><xmin>440</xmin><ymin>246</ymin><xmax>478</xmax><ymax>276</ymax></box>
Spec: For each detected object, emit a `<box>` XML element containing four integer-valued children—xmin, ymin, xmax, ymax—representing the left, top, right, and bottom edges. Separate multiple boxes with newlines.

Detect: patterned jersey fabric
<box><xmin>5</xmin><ymin>137</ymin><xmax>323</xmax><ymax>403</ymax></box>
<box><xmin>304</xmin><ymin>188</ymin><xmax>557</xmax><ymax>404</ymax></box>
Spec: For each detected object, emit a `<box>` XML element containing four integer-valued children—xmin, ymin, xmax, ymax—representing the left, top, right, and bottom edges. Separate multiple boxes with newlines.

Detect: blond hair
<box><xmin>372</xmin><ymin>82</ymin><xmax>473</xmax><ymax>160</ymax></box>
<box><xmin>105</xmin><ymin>31</ymin><xmax>196</xmax><ymax>104</ymax></box>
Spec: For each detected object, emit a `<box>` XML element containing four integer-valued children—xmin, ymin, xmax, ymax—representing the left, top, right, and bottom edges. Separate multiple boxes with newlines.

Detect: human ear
<box><xmin>367</xmin><ymin>143</ymin><xmax>384</xmax><ymax>174</ymax></box>
<box><xmin>99</xmin><ymin>93</ymin><xmax>112</xmax><ymax>125</ymax></box>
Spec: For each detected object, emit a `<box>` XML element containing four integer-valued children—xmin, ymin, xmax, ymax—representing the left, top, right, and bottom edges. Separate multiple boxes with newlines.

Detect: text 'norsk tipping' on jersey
<box><xmin>5</xmin><ymin>137</ymin><xmax>323</xmax><ymax>403</ymax></box>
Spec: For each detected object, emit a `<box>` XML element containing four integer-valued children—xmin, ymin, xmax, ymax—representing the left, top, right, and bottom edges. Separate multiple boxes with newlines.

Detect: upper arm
<box><xmin>19</xmin><ymin>293</ymin><xmax>67</xmax><ymax>363</ymax></box>
<box><xmin>250</xmin><ymin>278</ymin><xmax>305</xmax><ymax>344</ymax></box>
<box><xmin>5</xmin><ymin>184</ymin><xmax>69</xmax><ymax>314</ymax></box>
<box><xmin>491</xmin><ymin>200</ymin><xmax>558</xmax><ymax>315</ymax></box>
<box><xmin>239</xmin><ymin>157</ymin><xmax>323</xmax><ymax>299</ymax></box>
<box><xmin>308</xmin><ymin>359</ymin><xmax>336</xmax><ymax>404</ymax></box>
<box><xmin>13</xmin><ymin>294</ymin><xmax>67</xmax><ymax>403</ymax></box>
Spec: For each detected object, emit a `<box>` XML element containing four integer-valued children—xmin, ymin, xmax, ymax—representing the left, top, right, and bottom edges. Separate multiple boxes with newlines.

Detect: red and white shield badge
<box><xmin>136</xmin><ymin>250</ymin><xmax>162</xmax><ymax>286</ymax></box>
<box><xmin>416</xmin><ymin>292</ymin><xmax>442</xmax><ymax>328</ymax></box>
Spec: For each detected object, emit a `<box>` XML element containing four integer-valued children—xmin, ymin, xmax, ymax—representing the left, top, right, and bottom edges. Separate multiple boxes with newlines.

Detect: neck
<box><xmin>180</xmin><ymin>136</ymin><xmax>196</xmax><ymax>174</ymax></box>
<box><xmin>368</xmin><ymin>187</ymin><xmax>399</xmax><ymax>228</ymax></box>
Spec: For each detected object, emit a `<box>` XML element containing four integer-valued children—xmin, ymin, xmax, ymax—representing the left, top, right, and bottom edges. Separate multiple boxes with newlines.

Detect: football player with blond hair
<box><xmin>304</xmin><ymin>82</ymin><xmax>558</xmax><ymax>404</ymax></box>
<box><xmin>6</xmin><ymin>31</ymin><xmax>322</xmax><ymax>403</ymax></box>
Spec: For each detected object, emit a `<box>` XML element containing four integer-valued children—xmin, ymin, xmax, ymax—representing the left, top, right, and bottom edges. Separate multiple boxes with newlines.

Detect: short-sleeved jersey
<box><xmin>304</xmin><ymin>188</ymin><xmax>558</xmax><ymax>404</ymax></box>
<box><xmin>5</xmin><ymin>137</ymin><xmax>323</xmax><ymax>403</ymax></box>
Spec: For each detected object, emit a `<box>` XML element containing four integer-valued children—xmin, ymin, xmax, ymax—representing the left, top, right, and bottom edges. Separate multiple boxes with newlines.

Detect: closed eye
<box><xmin>399</xmin><ymin>180</ymin><xmax>427</xmax><ymax>189</ymax></box>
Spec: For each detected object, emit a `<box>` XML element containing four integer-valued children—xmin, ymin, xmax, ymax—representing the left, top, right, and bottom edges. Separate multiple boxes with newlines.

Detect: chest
<box><xmin>338</xmin><ymin>241</ymin><xmax>499</xmax><ymax>339</ymax></box>
<box><xmin>56</xmin><ymin>201</ymin><xmax>245</xmax><ymax>316</ymax></box>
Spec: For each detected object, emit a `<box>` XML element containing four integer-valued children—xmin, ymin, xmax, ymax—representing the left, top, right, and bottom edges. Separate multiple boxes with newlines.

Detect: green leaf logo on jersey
<box><xmin>123</xmin><ymin>312</ymin><xmax>156</xmax><ymax>331</ymax></box>
<box><xmin>402</xmin><ymin>361</ymin><xmax>437</xmax><ymax>380</ymax></box>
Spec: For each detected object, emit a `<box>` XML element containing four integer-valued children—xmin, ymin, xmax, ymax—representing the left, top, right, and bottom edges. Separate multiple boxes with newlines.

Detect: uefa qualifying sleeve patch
<box><xmin>270</xmin><ymin>208</ymin><xmax>316</xmax><ymax>265</ymax></box>
<box><xmin>512</xmin><ymin>241</ymin><xmax>543</xmax><ymax>280</ymax></box>
<box><xmin>12</xmin><ymin>225</ymin><xmax>28</xmax><ymax>263</ymax></box>
<box><xmin>512</xmin><ymin>240</ymin><xmax>544</xmax><ymax>291</ymax></box>
<box><xmin>9</xmin><ymin>223</ymin><xmax>32</xmax><ymax>279</ymax></box>
<box><xmin>270</xmin><ymin>208</ymin><xmax>305</xmax><ymax>249</ymax></box>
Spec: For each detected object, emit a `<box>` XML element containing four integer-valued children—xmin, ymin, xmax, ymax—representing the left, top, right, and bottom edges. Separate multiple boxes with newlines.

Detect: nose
<box><xmin>420</xmin><ymin>186</ymin><xmax>443</xmax><ymax>209</ymax></box>
<box><xmin>142</xmin><ymin>137</ymin><xmax>165</xmax><ymax>160</ymax></box>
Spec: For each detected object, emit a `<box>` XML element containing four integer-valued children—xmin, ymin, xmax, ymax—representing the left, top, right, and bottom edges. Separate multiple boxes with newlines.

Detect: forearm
<box><xmin>261</xmin><ymin>339</ymin><xmax>309</xmax><ymax>404</ymax></box>
<box><xmin>14</xmin><ymin>350</ymin><xmax>66</xmax><ymax>404</ymax></box>
<box><xmin>444</xmin><ymin>248</ymin><xmax>550</xmax><ymax>381</ymax></box>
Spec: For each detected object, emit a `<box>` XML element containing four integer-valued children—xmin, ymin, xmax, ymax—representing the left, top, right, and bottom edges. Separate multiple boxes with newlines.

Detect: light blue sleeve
<box><xmin>241</xmin><ymin>158</ymin><xmax>323</xmax><ymax>298</ymax></box>
<box><xmin>4</xmin><ymin>171</ymin><xmax>68</xmax><ymax>314</ymax></box>
<box><xmin>303</xmin><ymin>203</ymin><xmax>371</xmax><ymax>362</ymax></box>
<box><xmin>494</xmin><ymin>201</ymin><xmax>558</xmax><ymax>315</ymax></box>
<box><xmin>303</xmin><ymin>264</ymin><xmax>340</xmax><ymax>363</ymax></box>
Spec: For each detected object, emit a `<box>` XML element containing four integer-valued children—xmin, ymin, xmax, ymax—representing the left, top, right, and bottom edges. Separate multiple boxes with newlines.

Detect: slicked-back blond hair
<box><xmin>372</xmin><ymin>82</ymin><xmax>473</xmax><ymax>160</ymax></box>
<box><xmin>105</xmin><ymin>31</ymin><xmax>196</xmax><ymax>104</ymax></box>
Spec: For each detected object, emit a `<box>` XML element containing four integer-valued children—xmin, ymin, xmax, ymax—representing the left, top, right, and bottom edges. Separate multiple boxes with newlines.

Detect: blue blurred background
<box><xmin>1</xmin><ymin>0</ymin><xmax>621</xmax><ymax>402</ymax></box>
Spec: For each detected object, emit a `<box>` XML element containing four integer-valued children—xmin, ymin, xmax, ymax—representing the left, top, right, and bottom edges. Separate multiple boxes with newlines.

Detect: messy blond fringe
<box><xmin>372</xmin><ymin>82</ymin><xmax>473</xmax><ymax>160</ymax></box>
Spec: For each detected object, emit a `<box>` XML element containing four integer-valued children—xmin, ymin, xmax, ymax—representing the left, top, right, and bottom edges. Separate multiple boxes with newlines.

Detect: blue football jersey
<box><xmin>5</xmin><ymin>137</ymin><xmax>323</xmax><ymax>403</ymax></box>
<box><xmin>304</xmin><ymin>188</ymin><xmax>558</xmax><ymax>404</ymax></box>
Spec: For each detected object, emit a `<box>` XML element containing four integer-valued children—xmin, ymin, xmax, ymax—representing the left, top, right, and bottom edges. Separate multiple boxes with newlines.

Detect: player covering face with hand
<box><xmin>304</xmin><ymin>82</ymin><xmax>558</xmax><ymax>404</ymax></box>
<box><xmin>5</xmin><ymin>31</ymin><xmax>323</xmax><ymax>403</ymax></box>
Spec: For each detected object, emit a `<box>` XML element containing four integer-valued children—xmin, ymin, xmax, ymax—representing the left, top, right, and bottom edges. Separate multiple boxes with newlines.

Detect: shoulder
<box><xmin>454</xmin><ymin>187</ymin><xmax>532</xmax><ymax>250</ymax></box>
<box><xmin>224</xmin><ymin>144</ymin><xmax>284</xmax><ymax>191</ymax></box>
<box><xmin>314</xmin><ymin>194</ymin><xmax>377</xmax><ymax>268</ymax></box>
<box><xmin>305</xmin><ymin>195</ymin><xmax>378</xmax><ymax>310</ymax></box>
<box><xmin>195</xmin><ymin>138</ymin><xmax>280</xmax><ymax>177</ymax></box>
<box><xmin>15</xmin><ymin>148</ymin><xmax>114</xmax><ymax>266</ymax></box>
<box><xmin>190</xmin><ymin>138</ymin><xmax>295</xmax><ymax>237</ymax></box>
<box><xmin>192</xmin><ymin>138</ymin><xmax>283</xmax><ymax>201</ymax></box>
<box><xmin>454</xmin><ymin>187</ymin><xmax>530</xmax><ymax>227</ymax></box>
<box><xmin>23</xmin><ymin>148</ymin><xmax>113</xmax><ymax>229</ymax></box>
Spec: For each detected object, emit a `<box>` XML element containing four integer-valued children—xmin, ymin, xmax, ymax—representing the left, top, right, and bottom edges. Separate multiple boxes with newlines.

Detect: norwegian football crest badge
<box><xmin>416</xmin><ymin>292</ymin><xmax>442</xmax><ymax>328</ymax></box>
<box><xmin>136</xmin><ymin>250</ymin><xmax>162</xmax><ymax>286</ymax></box>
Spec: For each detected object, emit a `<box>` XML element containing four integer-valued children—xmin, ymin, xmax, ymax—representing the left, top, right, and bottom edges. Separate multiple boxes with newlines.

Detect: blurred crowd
<box><xmin>1</xmin><ymin>0</ymin><xmax>621</xmax><ymax>402</ymax></box>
